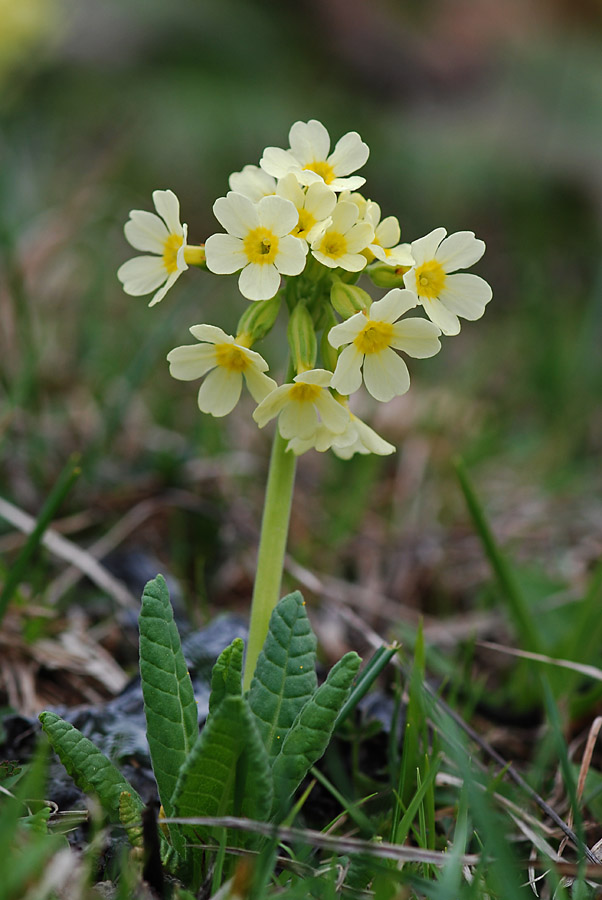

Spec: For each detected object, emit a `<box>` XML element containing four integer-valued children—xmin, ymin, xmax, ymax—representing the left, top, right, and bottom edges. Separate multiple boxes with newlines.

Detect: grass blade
<box><xmin>453</xmin><ymin>455</ymin><xmax>541</xmax><ymax>653</ymax></box>
<box><xmin>0</xmin><ymin>453</ymin><xmax>80</xmax><ymax>622</ymax></box>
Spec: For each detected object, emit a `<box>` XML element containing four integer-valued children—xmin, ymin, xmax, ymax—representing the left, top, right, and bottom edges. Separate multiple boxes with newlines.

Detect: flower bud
<box><xmin>236</xmin><ymin>293</ymin><xmax>281</xmax><ymax>344</ymax></box>
<box><xmin>330</xmin><ymin>281</ymin><xmax>371</xmax><ymax>319</ymax></box>
<box><xmin>287</xmin><ymin>302</ymin><xmax>317</xmax><ymax>373</ymax></box>
<box><xmin>366</xmin><ymin>261</ymin><xmax>411</xmax><ymax>289</ymax></box>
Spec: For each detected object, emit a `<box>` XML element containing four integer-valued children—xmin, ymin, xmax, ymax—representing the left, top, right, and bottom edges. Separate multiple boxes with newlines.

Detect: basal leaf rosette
<box><xmin>328</xmin><ymin>288</ymin><xmax>441</xmax><ymax>402</ymax></box>
<box><xmin>403</xmin><ymin>228</ymin><xmax>492</xmax><ymax>335</ymax></box>
<box><xmin>260</xmin><ymin>119</ymin><xmax>369</xmax><ymax>192</ymax></box>
<box><xmin>205</xmin><ymin>193</ymin><xmax>307</xmax><ymax>301</ymax></box>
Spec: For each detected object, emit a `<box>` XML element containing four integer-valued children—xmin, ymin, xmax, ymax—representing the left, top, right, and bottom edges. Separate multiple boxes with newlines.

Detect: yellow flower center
<box><xmin>289</xmin><ymin>382</ymin><xmax>322</xmax><ymax>403</ymax></box>
<box><xmin>318</xmin><ymin>231</ymin><xmax>347</xmax><ymax>260</ymax></box>
<box><xmin>414</xmin><ymin>259</ymin><xmax>446</xmax><ymax>299</ymax></box>
<box><xmin>304</xmin><ymin>160</ymin><xmax>336</xmax><ymax>184</ymax></box>
<box><xmin>243</xmin><ymin>226</ymin><xmax>279</xmax><ymax>265</ymax></box>
<box><xmin>214</xmin><ymin>343</ymin><xmax>250</xmax><ymax>373</ymax></box>
<box><xmin>162</xmin><ymin>234</ymin><xmax>184</xmax><ymax>274</ymax></box>
<box><xmin>291</xmin><ymin>208</ymin><xmax>316</xmax><ymax>240</ymax></box>
<box><xmin>354</xmin><ymin>320</ymin><xmax>394</xmax><ymax>355</ymax></box>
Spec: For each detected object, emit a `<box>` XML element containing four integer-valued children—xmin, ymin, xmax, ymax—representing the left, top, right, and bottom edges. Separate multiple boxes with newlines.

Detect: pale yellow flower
<box><xmin>328</xmin><ymin>289</ymin><xmax>441</xmax><ymax>402</ymax></box>
<box><xmin>118</xmin><ymin>190</ymin><xmax>188</xmax><ymax>307</ymax></box>
<box><xmin>205</xmin><ymin>192</ymin><xmax>307</xmax><ymax>301</ymax></box>
<box><xmin>167</xmin><ymin>325</ymin><xmax>276</xmax><ymax>417</ymax></box>
<box><xmin>404</xmin><ymin>228</ymin><xmax>492</xmax><ymax>335</ymax></box>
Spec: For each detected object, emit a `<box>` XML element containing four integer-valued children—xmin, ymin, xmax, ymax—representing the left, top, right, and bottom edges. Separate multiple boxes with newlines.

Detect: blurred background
<box><xmin>1</xmin><ymin>0</ymin><xmax>601</xmax><ymax>706</ymax></box>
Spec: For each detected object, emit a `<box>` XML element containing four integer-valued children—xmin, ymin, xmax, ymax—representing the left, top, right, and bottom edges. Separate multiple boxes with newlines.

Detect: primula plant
<box><xmin>40</xmin><ymin>119</ymin><xmax>492</xmax><ymax>893</ymax></box>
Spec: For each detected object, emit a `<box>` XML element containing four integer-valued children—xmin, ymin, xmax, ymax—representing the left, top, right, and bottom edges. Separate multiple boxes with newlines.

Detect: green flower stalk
<box><xmin>243</xmin><ymin>425</ymin><xmax>297</xmax><ymax>690</ymax></box>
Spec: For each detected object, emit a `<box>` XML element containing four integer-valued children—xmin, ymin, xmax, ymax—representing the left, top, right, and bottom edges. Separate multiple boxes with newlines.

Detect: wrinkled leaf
<box><xmin>209</xmin><ymin>637</ymin><xmax>244</xmax><ymax>714</ymax></box>
<box><xmin>171</xmin><ymin>695</ymin><xmax>273</xmax><ymax>849</ymax></box>
<box><xmin>119</xmin><ymin>791</ymin><xmax>144</xmax><ymax>849</ymax></box>
<box><xmin>248</xmin><ymin>591</ymin><xmax>317</xmax><ymax>759</ymax></box>
<box><xmin>271</xmin><ymin>652</ymin><xmax>361</xmax><ymax>812</ymax></box>
<box><xmin>139</xmin><ymin>574</ymin><xmax>198</xmax><ymax>818</ymax></box>
<box><xmin>39</xmin><ymin>712</ymin><xmax>144</xmax><ymax>822</ymax></box>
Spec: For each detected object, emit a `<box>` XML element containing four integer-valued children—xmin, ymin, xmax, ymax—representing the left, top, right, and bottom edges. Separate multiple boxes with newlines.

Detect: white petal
<box><xmin>328</xmin><ymin>175</ymin><xmax>366</xmax><ymax>192</ymax></box>
<box><xmin>421</xmin><ymin>297</ymin><xmax>461</xmax><ymax>335</ymax></box>
<box><xmin>328</xmin><ymin>313</ymin><xmax>364</xmax><ymax>348</ymax></box>
<box><xmin>289</xmin><ymin>119</ymin><xmax>330</xmax><ymax>165</ymax></box>
<box><xmin>403</xmin><ymin>267</ymin><xmax>419</xmax><ymax>295</ymax></box>
<box><xmin>437</xmin><ymin>231</ymin><xmax>485</xmax><ymax>272</ymax></box>
<box><xmin>345</xmin><ymin>223</ymin><xmax>375</xmax><ymax>254</ymax></box>
<box><xmin>274</xmin><ymin>235</ymin><xmax>307</xmax><ymax>276</ymax></box>
<box><xmin>390</xmin><ymin>318</ymin><xmax>441</xmax><ymax>358</ymax></box>
<box><xmin>379</xmin><ymin>243</ymin><xmax>415</xmax><ymax>266</ymax></box>
<box><xmin>363</xmin><ymin>201</ymin><xmax>381</xmax><ymax>227</ymax></box>
<box><xmin>260</xmin><ymin>147</ymin><xmax>299</xmax><ymax>179</ymax></box>
<box><xmin>152</xmin><ymin>190</ymin><xmax>183</xmax><ymax>235</ymax></box>
<box><xmin>253</xmin><ymin>385</ymin><xmax>290</xmax><ymax>427</ymax></box>
<box><xmin>410</xmin><ymin>227</ymin><xmax>447</xmax><ymax>266</ymax></box>
<box><xmin>213</xmin><ymin>192</ymin><xmax>259</xmax><ymax>237</ymax></box>
<box><xmin>244</xmin><ymin>367</ymin><xmax>277</xmax><ymax>403</ymax></box>
<box><xmin>257</xmin><ymin>195</ymin><xmax>299</xmax><ymax>236</ymax></box>
<box><xmin>375</xmin><ymin>216</ymin><xmax>400</xmax><ymax>248</ymax></box>
<box><xmin>438</xmin><ymin>273</ymin><xmax>492</xmax><ymax>319</ymax></box>
<box><xmin>189</xmin><ymin>324</ymin><xmax>232</xmax><ymax>344</ymax></box>
<box><xmin>330</xmin><ymin>344</ymin><xmax>363</xmax><ymax>395</ymax></box>
<box><xmin>205</xmin><ymin>233</ymin><xmax>247</xmax><ymax>274</ymax></box>
<box><xmin>331</xmin><ymin>201</ymin><xmax>360</xmax><ymax>234</ymax></box>
<box><xmin>149</xmin><ymin>271</ymin><xmax>182</xmax><ymax>306</ymax></box>
<box><xmin>167</xmin><ymin>344</ymin><xmax>217</xmax><ymax>380</ymax></box>
<box><xmin>125</xmin><ymin>211</ymin><xmax>169</xmax><ymax>253</ymax></box>
<box><xmin>369</xmin><ymin>288</ymin><xmax>416</xmax><ymax>323</ymax></box>
<box><xmin>295</xmin><ymin>368</ymin><xmax>333</xmax><ymax>386</ymax></box>
<box><xmin>311</xmin><ymin>249</ymin><xmax>342</xmax><ymax>269</ymax></box>
<box><xmin>275</xmin><ymin>172</ymin><xmax>305</xmax><ymax>206</ymax></box>
<box><xmin>304</xmin><ymin>182</ymin><xmax>337</xmax><ymax>220</ymax></box>
<box><xmin>327</xmin><ymin>131</ymin><xmax>369</xmax><ymax>176</ymax></box>
<box><xmin>240</xmin><ymin>345</ymin><xmax>270</xmax><ymax>371</ymax></box>
<box><xmin>197</xmin><ymin>367</ymin><xmax>242</xmax><ymax>417</ymax></box>
<box><xmin>287</xmin><ymin>434</ymin><xmax>315</xmax><ymax>456</ymax></box>
<box><xmin>314</xmin><ymin>393</ymin><xmax>350</xmax><ymax>433</ymax></box>
<box><xmin>238</xmin><ymin>262</ymin><xmax>280</xmax><ymax>301</ymax></box>
<box><xmin>279</xmin><ymin>400</ymin><xmax>318</xmax><ymax>439</ymax></box>
<box><xmin>363</xmin><ymin>348</ymin><xmax>410</xmax><ymax>401</ymax></box>
<box><xmin>353</xmin><ymin>418</ymin><xmax>395</xmax><ymax>455</ymax></box>
<box><xmin>336</xmin><ymin>252</ymin><xmax>368</xmax><ymax>272</ymax></box>
<box><xmin>117</xmin><ymin>256</ymin><xmax>167</xmax><ymax>295</ymax></box>
<box><xmin>228</xmin><ymin>165</ymin><xmax>276</xmax><ymax>202</ymax></box>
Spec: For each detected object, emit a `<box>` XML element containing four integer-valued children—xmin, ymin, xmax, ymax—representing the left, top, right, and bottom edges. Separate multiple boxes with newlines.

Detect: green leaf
<box><xmin>139</xmin><ymin>574</ymin><xmax>199</xmax><ymax>818</ymax></box>
<box><xmin>271</xmin><ymin>651</ymin><xmax>361</xmax><ymax>811</ymax></box>
<box><xmin>248</xmin><ymin>591</ymin><xmax>317</xmax><ymax>759</ymax></box>
<box><xmin>39</xmin><ymin>712</ymin><xmax>144</xmax><ymax>822</ymax></box>
<box><xmin>171</xmin><ymin>695</ymin><xmax>273</xmax><ymax>848</ymax></box>
<box><xmin>119</xmin><ymin>791</ymin><xmax>144</xmax><ymax>849</ymax></box>
<box><xmin>209</xmin><ymin>637</ymin><xmax>244</xmax><ymax>714</ymax></box>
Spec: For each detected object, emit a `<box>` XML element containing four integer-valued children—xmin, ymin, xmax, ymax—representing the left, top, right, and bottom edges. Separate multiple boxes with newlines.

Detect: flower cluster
<box><xmin>119</xmin><ymin>120</ymin><xmax>492</xmax><ymax>457</ymax></box>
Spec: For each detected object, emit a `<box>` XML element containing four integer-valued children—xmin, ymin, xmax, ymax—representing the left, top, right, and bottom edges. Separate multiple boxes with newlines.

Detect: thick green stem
<box><xmin>243</xmin><ymin>426</ymin><xmax>297</xmax><ymax>690</ymax></box>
